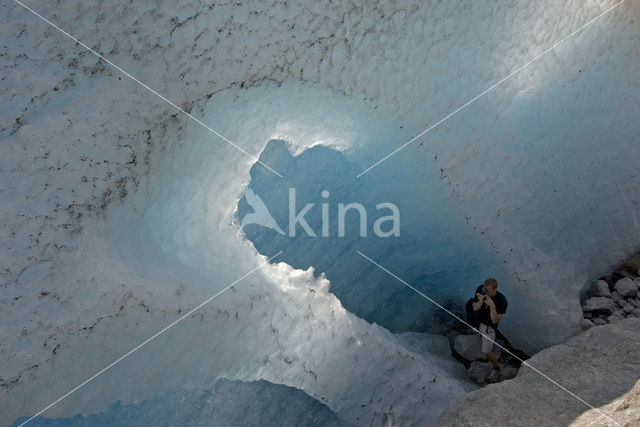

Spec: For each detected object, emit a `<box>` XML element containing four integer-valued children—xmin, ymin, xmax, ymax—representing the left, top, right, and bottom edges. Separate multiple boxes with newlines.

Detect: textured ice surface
<box><xmin>1</xmin><ymin>0</ymin><xmax>640</xmax><ymax>426</ymax></box>
<box><xmin>2</xmin><ymin>83</ymin><xmax>472</xmax><ymax>426</ymax></box>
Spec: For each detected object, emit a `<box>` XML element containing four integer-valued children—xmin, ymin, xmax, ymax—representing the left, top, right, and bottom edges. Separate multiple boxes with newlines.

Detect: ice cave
<box><xmin>2</xmin><ymin>0</ymin><xmax>640</xmax><ymax>426</ymax></box>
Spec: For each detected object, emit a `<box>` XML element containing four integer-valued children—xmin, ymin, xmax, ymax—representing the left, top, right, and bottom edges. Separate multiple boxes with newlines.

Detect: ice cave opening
<box><xmin>237</xmin><ymin>138</ymin><xmax>507</xmax><ymax>335</ymax></box>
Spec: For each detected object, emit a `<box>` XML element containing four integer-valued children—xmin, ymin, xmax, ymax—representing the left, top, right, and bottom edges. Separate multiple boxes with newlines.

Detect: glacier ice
<box><xmin>4</xmin><ymin>82</ymin><xmax>474</xmax><ymax>426</ymax></box>
<box><xmin>2</xmin><ymin>0</ymin><xmax>640</xmax><ymax>426</ymax></box>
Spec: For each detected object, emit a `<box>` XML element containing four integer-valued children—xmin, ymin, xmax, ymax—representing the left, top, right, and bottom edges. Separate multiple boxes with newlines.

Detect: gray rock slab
<box><xmin>571</xmin><ymin>379</ymin><xmax>640</xmax><ymax>426</ymax></box>
<box><xmin>582</xmin><ymin>297</ymin><xmax>617</xmax><ymax>314</ymax></box>
<box><xmin>434</xmin><ymin>319</ymin><xmax>640</xmax><ymax>427</ymax></box>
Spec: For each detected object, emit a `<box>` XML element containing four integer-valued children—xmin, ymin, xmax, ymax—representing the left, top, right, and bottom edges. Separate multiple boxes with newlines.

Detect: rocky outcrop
<box><xmin>434</xmin><ymin>318</ymin><xmax>640</xmax><ymax>426</ymax></box>
<box><xmin>581</xmin><ymin>251</ymin><xmax>640</xmax><ymax>329</ymax></box>
<box><xmin>570</xmin><ymin>379</ymin><xmax>640</xmax><ymax>426</ymax></box>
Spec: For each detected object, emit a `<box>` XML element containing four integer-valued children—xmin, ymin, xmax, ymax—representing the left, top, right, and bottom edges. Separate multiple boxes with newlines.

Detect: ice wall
<box><xmin>2</xmin><ymin>0</ymin><xmax>640</xmax><ymax>425</ymax></box>
<box><xmin>3</xmin><ymin>81</ymin><xmax>473</xmax><ymax>426</ymax></box>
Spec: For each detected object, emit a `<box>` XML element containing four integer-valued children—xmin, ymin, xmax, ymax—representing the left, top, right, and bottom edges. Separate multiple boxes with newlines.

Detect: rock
<box><xmin>434</xmin><ymin>319</ymin><xmax>640</xmax><ymax>427</ymax></box>
<box><xmin>629</xmin><ymin>298</ymin><xmax>639</xmax><ymax>308</ymax></box>
<box><xmin>592</xmin><ymin>317</ymin><xmax>608</xmax><ymax>326</ymax></box>
<box><xmin>600</xmin><ymin>275</ymin><xmax>616</xmax><ymax>289</ymax></box>
<box><xmin>620</xmin><ymin>300</ymin><xmax>634</xmax><ymax>313</ymax></box>
<box><xmin>467</xmin><ymin>361</ymin><xmax>493</xmax><ymax>384</ymax></box>
<box><xmin>453</xmin><ymin>334</ymin><xmax>502</xmax><ymax>362</ymax></box>
<box><xmin>589</xmin><ymin>280</ymin><xmax>611</xmax><ymax>297</ymax></box>
<box><xmin>570</xmin><ymin>379</ymin><xmax>640</xmax><ymax>426</ymax></box>
<box><xmin>580</xmin><ymin>318</ymin><xmax>595</xmax><ymax>331</ymax></box>
<box><xmin>607</xmin><ymin>312</ymin><xmax>624</xmax><ymax>323</ymax></box>
<box><xmin>583</xmin><ymin>311</ymin><xmax>593</xmax><ymax>318</ymax></box>
<box><xmin>633</xmin><ymin>308</ymin><xmax>640</xmax><ymax>317</ymax></box>
<box><xmin>499</xmin><ymin>365</ymin><xmax>518</xmax><ymax>380</ymax></box>
<box><xmin>582</xmin><ymin>297</ymin><xmax>617</xmax><ymax>314</ymax></box>
<box><xmin>614</xmin><ymin>277</ymin><xmax>638</xmax><ymax>298</ymax></box>
<box><xmin>454</xmin><ymin>334</ymin><xmax>483</xmax><ymax>361</ymax></box>
<box><xmin>611</xmin><ymin>291</ymin><xmax>621</xmax><ymax>303</ymax></box>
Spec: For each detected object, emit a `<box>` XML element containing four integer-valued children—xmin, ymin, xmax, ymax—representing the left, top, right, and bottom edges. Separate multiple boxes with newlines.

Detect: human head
<box><xmin>484</xmin><ymin>278</ymin><xmax>498</xmax><ymax>297</ymax></box>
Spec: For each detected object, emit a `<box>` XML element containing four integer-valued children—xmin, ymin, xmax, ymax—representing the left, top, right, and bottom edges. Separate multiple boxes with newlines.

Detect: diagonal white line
<box><xmin>357</xmin><ymin>0</ymin><xmax>627</xmax><ymax>178</ymax></box>
<box><xmin>356</xmin><ymin>250</ymin><xmax>622</xmax><ymax>427</ymax></box>
<box><xmin>17</xmin><ymin>251</ymin><xmax>283</xmax><ymax>427</ymax></box>
<box><xmin>12</xmin><ymin>0</ymin><xmax>283</xmax><ymax>178</ymax></box>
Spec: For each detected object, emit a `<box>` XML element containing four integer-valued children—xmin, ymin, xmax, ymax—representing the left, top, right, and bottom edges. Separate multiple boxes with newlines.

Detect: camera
<box><xmin>479</xmin><ymin>286</ymin><xmax>487</xmax><ymax>295</ymax></box>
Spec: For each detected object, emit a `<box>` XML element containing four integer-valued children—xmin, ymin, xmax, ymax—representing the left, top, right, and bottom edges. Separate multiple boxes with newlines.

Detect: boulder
<box><xmin>467</xmin><ymin>361</ymin><xmax>493</xmax><ymax>384</ymax></box>
<box><xmin>592</xmin><ymin>317</ymin><xmax>608</xmax><ymax>326</ymax></box>
<box><xmin>589</xmin><ymin>280</ymin><xmax>611</xmax><ymax>297</ymax></box>
<box><xmin>434</xmin><ymin>319</ymin><xmax>640</xmax><ymax>427</ymax></box>
<box><xmin>614</xmin><ymin>277</ymin><xmax>638</xmax><ymax>298</ymax></box>
<box><xmin>580</xmin><ymin>318</ymin><xmax>595</xmax><ymax>331</ymax></box>
<box><xmin>453</xmin><ymin>333</ymin><xmax>502</xmax><ymax>362</ymax></box>
<box><xmin>582</xmin><ymin>297</ymin><xmax>616</xmax><ymax>314</ymax></box>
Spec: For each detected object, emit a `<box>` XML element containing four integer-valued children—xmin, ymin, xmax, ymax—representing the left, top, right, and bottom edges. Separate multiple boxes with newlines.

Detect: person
<box><xmin>471</xmin><ymin>278</ymin><xmax>507</xmax><ymax>381</ymax></box>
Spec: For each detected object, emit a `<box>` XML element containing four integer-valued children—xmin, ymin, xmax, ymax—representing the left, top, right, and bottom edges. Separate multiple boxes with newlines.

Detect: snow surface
<box><xmin>1</xmin><ymin>0</ymin><xmax>639</xmax><ymax>425</ymax></box>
